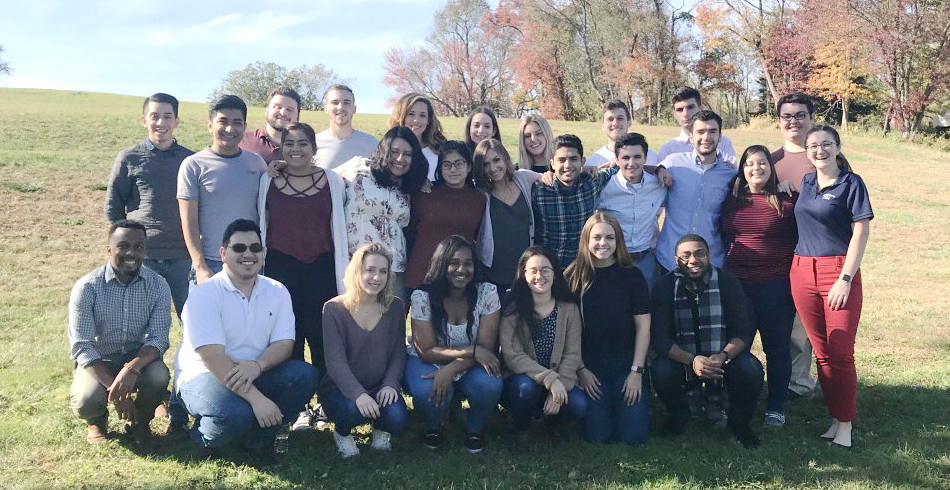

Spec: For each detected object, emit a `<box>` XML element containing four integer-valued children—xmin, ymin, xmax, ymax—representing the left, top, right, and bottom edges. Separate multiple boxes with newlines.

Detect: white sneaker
<box><xmin>290</xmin><ymin>409</ymin><xmax>314</xmax><ymax>432</ymax></box>
<box><xmin>333</xmin><ymin>431</ymin><xmax>360</xmax><ymax>458</ymax></box>
<box><xmin>370</xmin><ymin>429</ymin><xmax>392</xmax><ymax>451</ymax></box>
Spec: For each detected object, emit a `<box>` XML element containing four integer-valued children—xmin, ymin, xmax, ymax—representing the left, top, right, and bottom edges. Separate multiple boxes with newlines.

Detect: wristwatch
<box><xmin>630</xmin><ymin>365</ymin><xmax>644</xmax><ymax>373</ymax></box>
<box><xmin>841</xmin><ymin>274</ymin><xmax>852</xmax><ymax>283</ymax></box>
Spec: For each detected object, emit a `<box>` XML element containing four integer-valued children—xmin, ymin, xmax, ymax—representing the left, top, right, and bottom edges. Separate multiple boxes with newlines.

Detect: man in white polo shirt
<box><xmin>174</xmin><ymin>219</ymin><xmax>318</xmax><ymax>463</ymax></box>
<box><xmin>314</xmin><ymin>84</ymin><xmax>378</xmax><ymax>170</ymax></box>
<box><xmin>656</xmin><ymin>87</ymin><xmax>737</xmax><ymax>166</ymax></box>
<box><xmin>585</xmin><ymin>100</ymin><xmax>660</xmax><ymax>168</ymax></box>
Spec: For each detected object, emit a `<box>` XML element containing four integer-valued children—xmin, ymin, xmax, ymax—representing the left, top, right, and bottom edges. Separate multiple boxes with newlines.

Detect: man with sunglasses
<box><xmin>174</xmin><ymin>219</ymin><xmax>318</xmax><ymax>464</ymax></box>
<box><xmin>650</xmin><ymin>234</ymin><xmax>764</xmax><ymax>448</ymax></box>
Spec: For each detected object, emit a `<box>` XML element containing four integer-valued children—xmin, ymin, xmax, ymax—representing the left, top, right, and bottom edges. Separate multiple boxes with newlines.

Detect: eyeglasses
<box><xmin>229</xmin><ymin>243</ymin><xmax>264</xmax><ymax>253</ymax></box>
<box><xmin>806</xmin><ymin>142</ymin><xmax>836</xmax><ymax>152</ymax></box>
<box><xmin>779</xmin><ymin>111</ymin><xmax>809</xmax><ymax>122</ymax></box>
<box><xmin>525</xmin><ymin>266</ymin><xmax>554</xmax><ymax>277</ymax></box>
<box><xmin>441</xmin><ymin>159</ymin><xmax>468</xmax><ymax>170</ymax></box>
<box><xmin>676</xmin><ymin>250</ymin><xmax>709</xmax><ymax>261</ymax></box>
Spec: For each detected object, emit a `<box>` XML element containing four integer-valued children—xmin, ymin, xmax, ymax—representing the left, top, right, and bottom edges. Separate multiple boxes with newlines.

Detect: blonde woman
<box><xmin>320</xmin><ymin>243</ymin><xmax>408</xmax><ymax>458</ymax></box>
<box><xmin>517</xmin><ymin>114</ymin><xmax>555</xmax><ymax>173</ymax></box>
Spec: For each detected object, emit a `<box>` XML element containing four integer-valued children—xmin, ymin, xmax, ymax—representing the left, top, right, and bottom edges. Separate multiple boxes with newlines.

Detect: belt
<box><xmin>629</xmin><ymin>248</ymin><xmax>652</xmax><ymax>260</ymax></box>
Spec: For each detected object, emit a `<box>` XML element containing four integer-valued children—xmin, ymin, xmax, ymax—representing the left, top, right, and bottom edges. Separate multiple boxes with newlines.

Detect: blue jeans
<box><xmin>320</xmin><ymin>386</ymin><xmax>409</xmax><ymax>436</ymax></box>
<box><xmin>582</xmin><ymin>355</ymin><xmax>651</xmax><ymax>445</ymax></box>
<box><xmin>501</xmin><ymin>374</ymin><xmax>588</xmax><ymax>431</ymax></box>
<box><xmin>178</xmin><ymin>360</ymin><xmax>318</xmax><ymax>449</ymax></box>
<box><xmin>741</xmin><ymin>277</ymin><xmax>796</xmax><ymax>412</ymax></box>
<box><xmin>631</xmin><ymin>249</ymin><xmax>659</xmax><ymax>293</ymax></box>
<box><xmin>403</xmin><ymin>355</ymin><xmax>503</xmax><ymax>433</ymax></box>
<box><xmin>142</xmin><ymin>258</ymin><xmax>191</xmax><ymax>319</ymax></box>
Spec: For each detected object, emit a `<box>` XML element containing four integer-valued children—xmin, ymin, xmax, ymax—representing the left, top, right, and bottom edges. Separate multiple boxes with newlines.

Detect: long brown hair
<box><xmin>472</xmin><ymin>138</ymin><xmax>514</xmax><ymax>191</ymax></box>
<box><xmin>726</xmin><ymin>145</ymin><xmax>784</xmax><ymax>217</ymax></box>
<box><xmin>564</xmin><ymin>212</ymin><xmax>633</xmax><ymax>296</ymax></box>
<box><xmin>387</xmin><ymin>93</ymin><xmax>446</xmax><ymax>151</ymax></box>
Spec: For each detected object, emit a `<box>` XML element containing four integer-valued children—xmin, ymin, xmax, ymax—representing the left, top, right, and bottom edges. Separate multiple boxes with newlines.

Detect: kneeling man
<box><xmin>174</xmin><ymin>219</ymin><xmax>318</xmax><ymax>460</ymax></box>
<box><xmin>650</xmin><ymin>234</ymin><xmax>764</xmax><ymax>447</ymax></box>
<box><xmin>69</xmin><ymin>219</ymin><xmax>172</xmax><ymax>445</ymax></box>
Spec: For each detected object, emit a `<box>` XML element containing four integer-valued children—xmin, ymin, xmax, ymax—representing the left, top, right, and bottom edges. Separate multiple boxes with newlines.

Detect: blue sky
<box><xmin>0</xmin><ymin>0</ymin><xmax>452</xmax><ymax>113</ymax></box>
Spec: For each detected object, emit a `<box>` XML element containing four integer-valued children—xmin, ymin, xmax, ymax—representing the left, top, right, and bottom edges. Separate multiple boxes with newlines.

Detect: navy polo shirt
<box><xmin>794</xmin><ymin>171</ymin><xmax>873</xmax><ymax>257</ymax></box>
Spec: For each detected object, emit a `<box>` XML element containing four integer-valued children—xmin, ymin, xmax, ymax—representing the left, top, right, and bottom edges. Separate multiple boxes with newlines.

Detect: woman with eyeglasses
<box><xmin>721</xmin><ymin>145</ymin><xmax>798</xmax><ymax>428</ymax></box>
<box><xmin>499</xmin><ymin>246</ymin><xmax>587</xmax><ymax>449</ymax></box>
<box><xmin>404</xmin><ymin>141</ymin><xmax>486</xmax><ymax>291</ymax></box>
<box><xmin>789</xmin><ymin>125</ymin><xmax>872</xmax><ymax>450</ymax></box>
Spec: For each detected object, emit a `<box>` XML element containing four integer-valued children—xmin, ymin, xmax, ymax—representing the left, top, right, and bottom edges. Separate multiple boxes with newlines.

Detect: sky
<box><xmin>0</xmin><ymin>0</ymin><xmax>459</xmax><ymax>113</ymax></box>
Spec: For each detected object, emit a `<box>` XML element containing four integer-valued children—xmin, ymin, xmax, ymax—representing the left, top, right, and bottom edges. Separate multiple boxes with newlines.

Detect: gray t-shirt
<box><xmin>314</xmin><ymin>129</ymin><xmax>378</xmax><ymax>170</ymax></box>
<box><xmin>176</xmin><ymin>148</ymin><xmax>266</xmax><ymax>261</ymax></box>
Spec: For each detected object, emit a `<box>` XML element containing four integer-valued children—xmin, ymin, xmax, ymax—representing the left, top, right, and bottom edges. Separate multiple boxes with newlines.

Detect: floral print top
<box><xmin>340</xmin><ymin>159</ymin><xmax>411</xmax><ymax>272</ymax></box>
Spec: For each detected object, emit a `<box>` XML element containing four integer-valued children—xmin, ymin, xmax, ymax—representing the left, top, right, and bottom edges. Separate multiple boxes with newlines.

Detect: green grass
<box><xmin>0</xmin><ymin>87</ymin><xmax>948</xmax><ymax>489</ymax></box>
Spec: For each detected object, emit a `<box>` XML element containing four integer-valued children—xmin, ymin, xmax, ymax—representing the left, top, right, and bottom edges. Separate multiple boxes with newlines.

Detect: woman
<box><xmin>321</xmin><ymin>243</ymin><xmax>409</xmax><ymax>458</ymax></box>
<box><xmin>517</xmin><ymin>114</ymin><xmax>555</xmax><ymax>173</ymax></box>
<box><xmin>463</xmin><ymin>106</ymin><xmax>501</xmax><ymax>154</ymax></box>
<box><xmin>721</xmin><ymin>145</ymin><xmax>798</xmax><ymax>428</ymax></box>
<box><xmin>404</xmin><ymin>236</ymin><xmax>502</xmax><ymax>453</ymax></box>
<box><xmin>257</xmin><ymin>122</ymin><xmax>350</xmax><ymax>430</ymax></box>
<box><xmin>473</xmin><ymin>139</ymin><xmax>540</xmax><ymax>292</ymax></box>
<box><xmin>565</xmin><ymin>213</ymin><xmax>651</xmax><ymax>444</ymax></box>
<box><xmin>404</xmin><ymin>141</ymin><xmax>486</xmax><ymax>290</ymax></box>
<box><xmin>500</xmin><ymin>246</ymin><xmax>587</xmax><ymax>448</ymax></box>
<box><xmin>387</xmin><ymin>93</ymin><xmax>447</xmax><ymax>181</ymax></box>
<box><xmin>790</xmin><ymin>125</ymin><xmax>872</xmax><ymax>450</ymax></box>
<box><xmin>338</xmin><ymin>126</ymin><xmax>429</xmax><ymax>304</ymax></box>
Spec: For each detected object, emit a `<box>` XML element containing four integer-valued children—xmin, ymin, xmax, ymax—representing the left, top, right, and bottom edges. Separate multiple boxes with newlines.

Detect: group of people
<box><xmin>68</xmin><ymin>84</ymin><xmax>872</xmax><ymax>464</ymax></box>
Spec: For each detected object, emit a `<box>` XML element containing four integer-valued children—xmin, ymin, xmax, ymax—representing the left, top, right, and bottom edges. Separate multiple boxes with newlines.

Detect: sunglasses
<box><xmin>228</xmin><ymin>243</ymin><xmax>263</xmax><ymax>253</ymax></box>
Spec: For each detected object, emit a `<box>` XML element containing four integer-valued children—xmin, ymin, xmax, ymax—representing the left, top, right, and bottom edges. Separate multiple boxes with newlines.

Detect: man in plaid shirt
<box><xmin>531</xmin><ymin>134</ymin><xmax>618</xmax><ymax>267</ymax></box>
<box><xmin>68</xmin><ymin>220</ymin><xmax>172</xmax><ymax>445</ymax></box>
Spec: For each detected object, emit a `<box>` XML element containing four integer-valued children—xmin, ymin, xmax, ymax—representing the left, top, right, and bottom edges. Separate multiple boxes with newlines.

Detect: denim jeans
<box><xmin>142</xmin><ymin>258</ymin><xmax>191</xmax><ymax>319</ymax></box>
<box><xmin>741</xmin><ymin>277</ymin><xmax>796</xmax><ymax>412</ymax></box>
<box><xmin>632</xmin><ymin>249</ymin><xmax>659</xmax><ymax>293</ymax></box>
<box><xmin>178</xmin><ymin>360</ymin><xmax>319</xmax><ymax>449</ymax></box>
<box><xmin>320</xmin><ymin>386</ymin><xmax>409</xmax><ymax>436</ymax></box>
<box><xmin>403</xmin><ymin>354</ymin><xmax>503</xmax><ymax>433</ymax></box>
<box><xmin>501</xmin><ymin>374</ymin><xmax>588</xmax><ymax>431</ymax></box>
<box><xmin>581</xmin><ymin>355</ymin><xmax>651</xmax><ymax>445</ymax></box>
<box><xmin>652</xmin><ymin>351</ymin><xmax>763</xmax><ymax>426</ymax></box>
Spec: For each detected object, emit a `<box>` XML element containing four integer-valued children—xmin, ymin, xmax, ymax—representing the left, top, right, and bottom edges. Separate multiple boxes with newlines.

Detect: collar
<box><xmin>104</xmin><ymin>263</ymin><xmax>142</xmax><ymax>285</ymax></box>
<box><xmin>144</xmin><ymin>138</ymin><xmax>178</xmax><ymax>152</ymax></box>
<box><xmin>254</xmin><ymin>128</ymin><xmax>278</xmax><ymax>145</ymax></box>
<box><xmin>692</xmin><ymin>151</ymin><xmax>723</xmax><ymax>168</ymax></box>
<box><xmin>615</xmin><ymin>169</ymin><xmax>645</xmax><ymax>187</ymax></box>
<box><xmin>219</xmin><ymin>270</ymin><xmax>260</xmax><ymax>298</ymax></box>
<box><xmin>803</xmin><ymin>170</ymin><xmax>849</xmax><ymax>190</ymax></box>
<box><xmin>675</xmin><ymin>130</ymin><xmax>690</xmax><ymax>142</ymax></box>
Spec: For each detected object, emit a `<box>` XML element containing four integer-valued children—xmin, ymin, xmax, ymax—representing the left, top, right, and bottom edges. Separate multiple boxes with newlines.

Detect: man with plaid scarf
<box><xmin>650</xmin><ymin>234</ymin><xmax>764</xmax><ymax>447</ymax></box>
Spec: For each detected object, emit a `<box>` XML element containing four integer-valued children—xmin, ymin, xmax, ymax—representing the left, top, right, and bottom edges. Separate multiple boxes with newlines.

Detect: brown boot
<box><xmin>86</xmin><ymin>423</ymin><xmax>109</xmax><ymax>445</ymax></box>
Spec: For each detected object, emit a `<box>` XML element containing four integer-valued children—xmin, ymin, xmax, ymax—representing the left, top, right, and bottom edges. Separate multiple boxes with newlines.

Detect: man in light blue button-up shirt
<box><xmin>656</xmin><ymin>111</ymin><xmax>737</xmax><ymax>272</ymax></box>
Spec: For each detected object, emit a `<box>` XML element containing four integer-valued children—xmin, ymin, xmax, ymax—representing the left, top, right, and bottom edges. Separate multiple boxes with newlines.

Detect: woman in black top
<box><xmin>565</xmin><ymin>212</ymin><xmax>651</xmax><ymax>444</ymax></box>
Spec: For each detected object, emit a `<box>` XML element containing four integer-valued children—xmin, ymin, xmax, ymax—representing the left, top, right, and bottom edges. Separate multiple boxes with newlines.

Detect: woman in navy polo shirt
<box><xmin>790</xmin><ymin>125</ymin><xmax>872</xmax><ymax>450</ymax></box>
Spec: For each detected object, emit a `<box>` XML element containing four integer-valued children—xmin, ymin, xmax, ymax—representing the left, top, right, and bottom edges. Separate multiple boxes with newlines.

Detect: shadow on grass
<box><xmin>90</xmin><ymin>381</ymin><xmax>950</xmax><ymax>489</ymax></box>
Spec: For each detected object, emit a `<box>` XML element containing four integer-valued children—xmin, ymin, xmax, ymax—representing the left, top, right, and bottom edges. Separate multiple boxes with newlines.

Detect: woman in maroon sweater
<box><xmin>404</xmin><ymin>141</ymin><xmax>486</xmax><ymax>290</ymax></box>
<box><xmin>721</xmin><ymin>145</ymin><xmax>797</xmax><ymax>427</ymax></box>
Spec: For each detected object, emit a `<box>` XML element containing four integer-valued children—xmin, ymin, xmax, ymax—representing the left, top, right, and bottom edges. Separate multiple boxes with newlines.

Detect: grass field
<box><xmin>0</xmin><ymin>88</ymin><xmax>948</xmax><ymax>489</ymax></box>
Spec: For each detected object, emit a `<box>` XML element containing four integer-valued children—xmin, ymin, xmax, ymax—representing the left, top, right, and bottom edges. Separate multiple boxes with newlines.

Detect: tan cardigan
<box><xmin>500</xmin><ymin>301</ymin><xmax>582</xmax><ymax>391</ymax></box>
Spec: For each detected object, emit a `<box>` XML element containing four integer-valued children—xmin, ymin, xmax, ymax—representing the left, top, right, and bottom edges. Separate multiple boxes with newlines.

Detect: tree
<box><xmin>209</xmin><ymin>61</ymin><xmax>350</xmax><ymax>110</ymax></box>
<box><xmin>0</xmin><ymin>45</ymin><xmax>12</xmax><ymax>79</ymax></box>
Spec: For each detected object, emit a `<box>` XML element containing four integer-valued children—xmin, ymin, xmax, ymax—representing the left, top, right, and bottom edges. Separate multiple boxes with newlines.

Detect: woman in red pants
<box><xmin>790</xmin><ymin>125</ymin><xmax>872</xmax><ymax>449</ymax></box>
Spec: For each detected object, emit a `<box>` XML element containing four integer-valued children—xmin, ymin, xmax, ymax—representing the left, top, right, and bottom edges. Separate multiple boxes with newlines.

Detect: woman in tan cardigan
<box><xmin>500</xmin><ymin>246</ymin><xmax>588</xmax><ymax>449</ymax></box>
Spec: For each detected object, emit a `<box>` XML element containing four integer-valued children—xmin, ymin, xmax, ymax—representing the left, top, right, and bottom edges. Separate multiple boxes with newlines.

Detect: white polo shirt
<box><xmin>584</xmin><ymin>144</ymin><xmax>660</xmax><ymax>168</ymax></box>
<box><xmin>174</xmin><ymin>271</ymin><xmax>295</xmax><ymax>385</ymax></box>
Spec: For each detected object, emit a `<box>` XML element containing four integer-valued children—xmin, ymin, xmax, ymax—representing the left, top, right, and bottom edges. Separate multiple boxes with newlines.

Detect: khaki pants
<box><xmin>70</xmin><ymin>355</ymin><xmax>169</xmax><ymax>426</ymax></box>
<box><xmin>788</xmin><ymin>314</ymin><xmax>818</xmax><ymax>396</ymax></box>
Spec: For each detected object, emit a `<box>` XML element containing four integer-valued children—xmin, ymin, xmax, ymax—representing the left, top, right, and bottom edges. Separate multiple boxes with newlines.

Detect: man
<box><xmin>532</xmin><ymin>134</ymin><xmax>618</xmax><ymax>266</ymax></box>
<box><xmin>650</xmin><ymin>234</ymin><xmax>764</xmax><ymax>448</ymax></box>
<box><xmin>773</xmin><ymin>92</ymin><xmax>820</xmax><ymax>399</ymax></box>
<box><xmin>656</xmin><ymin>87</ymin><xmax>737</xmax><ymax>166</ymax></box>
<box><xmin>68</xmin><ymin>220</ymin><xmax>172</xmax><ymax>445</ymax></box>
<box><xmin>240</xmin><ymin>87</ymin><xmax>301</xmax><ymax>164</ymax></box>
<box><xmin>655</xmin><ymin>110</ymin><xmax>736</xmax><ymax>273</ymax></box>
<box><xmin>177</xmin><ymin>95</ymin><xmax>266</xmax><ymax>286</ymax></box>
<box><xmin>174</xmin><ymin>219</ymin><xmax>318</xmax><ymax>462</ymax></box>
<box><xmin>584</xmin><ymin>100</ymin><xmax>660</xmax><ymax>168</ymax></box>
<box><xmin>106</xmin><ymin>93</ymin><xmax>193</xmax><ymax>319</ymax></box>
<box><xmin>595</xmin><ymin>133</ymin><xmax>667</xmax><ymax>289</ymax></box>
<box><xmin>314</xmin><ymin>84</ymin><xmax>378</xmax><ymax>169</ymax></box>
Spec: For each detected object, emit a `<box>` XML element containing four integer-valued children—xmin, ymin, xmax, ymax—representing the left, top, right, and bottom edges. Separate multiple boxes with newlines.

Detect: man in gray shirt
<box><xmin>106</xmin><ymin>93</ymin><xmax>193</xmax><ymax>318</ymax></box>
<box><xmin>314</xmin><ymin>84</ymin><xmax>378</xmax><ymax>170</ymax></box>
<box><xmin>178</xmin><ymin>95</ymin><xmax>266</xmax><ymax>285</ymax></box>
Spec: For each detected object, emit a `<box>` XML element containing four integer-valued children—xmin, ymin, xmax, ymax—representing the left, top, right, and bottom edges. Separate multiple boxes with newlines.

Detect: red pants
<box><xmin>789</xmin><ymin>256</ymin><xmax>862</xmax><ymax>422</ymax></box>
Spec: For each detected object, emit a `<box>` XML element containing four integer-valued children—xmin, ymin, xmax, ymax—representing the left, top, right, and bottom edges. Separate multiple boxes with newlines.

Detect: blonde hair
<box><xmin>564</xmin><ymin>212</ymin><xmax>633</xmax><ymax>296</ymax></box>
<box><xmin>342</xmin><ymin>243</ymin><xmax>395</xmax><ymax>311</ymax></box>
<box><xmin>386</xmin><ymin>93</ymin><xmax>446</xmax><ymax>151</ymax></box>
<box><xmin>517</xmin><ymin>114</ymin><xmax>554</xmax><ymax>170</ymax></box>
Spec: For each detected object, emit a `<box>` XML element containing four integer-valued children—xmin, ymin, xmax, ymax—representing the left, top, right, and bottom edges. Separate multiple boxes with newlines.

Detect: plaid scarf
<box><xmin>672</xmin><ymin>267</ymin><xmax>726</xmax><ymax>356</ymax></box>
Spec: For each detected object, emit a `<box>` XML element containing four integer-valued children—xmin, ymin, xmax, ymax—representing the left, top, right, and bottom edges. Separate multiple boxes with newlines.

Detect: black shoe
<box><xmin>662</xmin><ymin>416</ymin><xmax>688</xmax><ymax>436</ymax></box>
<box><xmin>189</xmin><ymin>446</ymin><xmax>221</xmax><ymax>462</ymax></box>
<box><xmin>728</xmin><ymin>422</ymin><xmax>761</xmax><ymax>448</ymax></box>
<box><xmin>165</xmin><ymin>423</ymin><xmax>190</xmax><ymax>442</ymax></box>
<box><xmin>245</xmin><ymin>446</ymin><xmax>280</xmax><ymax>467</ymax></box>
<box><xmin>423</xmin><ymin>428</ymin><xmax>442</xmax><ymax>449</ymax></box>
<box><xmin>463</xmin><ymin>432</ymin><xmax>486</xmax><ymax>453</ymax></box>
<box><xmin>124</xmin><ymin>422</ymin><xmax>153</xmax><ymax>446</ymax></box>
